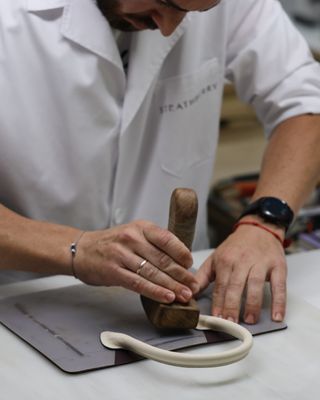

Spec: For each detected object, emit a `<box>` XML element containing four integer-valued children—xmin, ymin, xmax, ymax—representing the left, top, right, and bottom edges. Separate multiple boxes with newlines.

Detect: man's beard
<box><xmin>96</xmin><ymin>0</ymin><xmax>158</xmax><ymax>31</ymax></box>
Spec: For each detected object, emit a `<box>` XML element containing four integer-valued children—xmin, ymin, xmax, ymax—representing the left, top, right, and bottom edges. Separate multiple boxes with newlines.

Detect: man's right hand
<box><xmin>73</xmin><ymin>220</ymin><xmax>200</xmax><ymax>303</ymax></box>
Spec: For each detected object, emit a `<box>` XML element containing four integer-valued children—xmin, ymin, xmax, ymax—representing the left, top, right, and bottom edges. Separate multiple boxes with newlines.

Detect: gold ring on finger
<box><xmin>137</xmin><ymin>259</ymin><xmax>147</xmax><ymax>275</ymax></box>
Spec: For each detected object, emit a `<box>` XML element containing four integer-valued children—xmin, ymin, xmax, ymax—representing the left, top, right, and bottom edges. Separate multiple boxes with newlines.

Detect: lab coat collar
<box><xmin>27</xmin><ymin>0</ymin><xmax>193</xmax><ymax>131</ymax></box>
<box><xmin>121</xmin><ymin>13</ymin><xmax>192</xmax><ymax>132</ymax></box>
<box><xmin>27</xmin><ymin>0</ymin><xmax>67</xmax><ymax>10</ymax></box>
<box><xmin>27</xmin><ymin>0</ymin><xmax>123</xmax><ymax>69</ymax></box>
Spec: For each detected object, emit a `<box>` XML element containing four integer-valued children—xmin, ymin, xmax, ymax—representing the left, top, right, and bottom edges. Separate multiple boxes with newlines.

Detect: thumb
<box><xmin>195</xmin><ymin>256</ymin><xmax>215</xmax><ymax>292</ymax></box>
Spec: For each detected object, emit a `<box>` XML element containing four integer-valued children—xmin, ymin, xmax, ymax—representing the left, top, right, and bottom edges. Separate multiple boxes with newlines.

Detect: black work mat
<box><xmin>0</xmin><ymin>284</ymin><xmax>286</xmax><ymax>373</ymax></box>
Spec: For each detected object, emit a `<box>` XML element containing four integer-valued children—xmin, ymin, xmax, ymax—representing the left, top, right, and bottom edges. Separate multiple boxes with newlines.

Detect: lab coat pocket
<box><xmin>155</xmin><ymin>58</ymin><xmax>220</xmax><ymax>178</ymax></box>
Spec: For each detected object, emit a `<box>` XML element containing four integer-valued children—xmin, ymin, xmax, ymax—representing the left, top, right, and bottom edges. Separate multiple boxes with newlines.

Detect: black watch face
<box><xmin>261</xmin><ymin>198</ymin><xmax>292</xmax><ymax>224</ymax></box>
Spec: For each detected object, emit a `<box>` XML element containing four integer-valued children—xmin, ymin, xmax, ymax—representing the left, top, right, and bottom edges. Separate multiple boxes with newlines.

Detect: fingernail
<box><xmin>245</xmin><ymin>314</ymin><xmax>255</xmax><ymax>324</ymax></box>
<box><xmin>227</xmin><ymin>317</ymin><xmax>235</xmax><ymax>323</ymax></box>
<box><xmin>273</xmin><ymin>312</ymin><xmax>283</xmax><ymax>322</ymax></box>
<box><xmin>166</xmin><ymin>292</ymin><xmax>175</xmax><ymax>302</ymax></box>
<box><xmin>181</xmin><ymin>288</ymin><xmax>192</xmax><ymax>300</ymax></box>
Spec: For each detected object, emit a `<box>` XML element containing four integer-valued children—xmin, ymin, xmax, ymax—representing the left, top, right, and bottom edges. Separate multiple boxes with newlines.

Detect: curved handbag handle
<box><xmin>100</xmin><ymin>314</ymin><xmax>253</xmax><ymax>368</ymax></box>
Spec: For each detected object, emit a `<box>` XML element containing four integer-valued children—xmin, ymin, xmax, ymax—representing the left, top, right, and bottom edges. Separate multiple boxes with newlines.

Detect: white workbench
<box><xmin>1</xmin><ymin>249</ymin><xmax>320</xmax><ymax>400</ymax></box>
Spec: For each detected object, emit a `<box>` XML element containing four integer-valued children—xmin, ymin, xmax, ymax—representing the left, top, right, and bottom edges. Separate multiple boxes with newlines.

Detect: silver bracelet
<box><xmin>70</xmin><ymin>231</ymin><xmax>86</xmax><ymax>278</ymax></box>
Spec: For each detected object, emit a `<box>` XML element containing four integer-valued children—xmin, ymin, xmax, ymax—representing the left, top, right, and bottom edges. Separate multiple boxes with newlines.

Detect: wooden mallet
<box><xmin>141</xmin><ymin>188</ymin><xmax>200</xmax><ymax>329</ymax></box>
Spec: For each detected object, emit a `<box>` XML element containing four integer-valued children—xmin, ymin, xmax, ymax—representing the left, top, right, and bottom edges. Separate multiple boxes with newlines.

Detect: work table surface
<box><xmin>1</xmin><ymin>249</ymin><xmax>320</xmax><ymax>400</ymax></box>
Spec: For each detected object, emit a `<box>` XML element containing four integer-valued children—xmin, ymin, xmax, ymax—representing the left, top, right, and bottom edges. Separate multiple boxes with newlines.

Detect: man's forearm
<box><xmin>0</xmin><ymin>204</ymin><xmax>199</xmax><ymax>304</ymax></box>
<box><xmin>0</xmin><ymin>204</ymin><xmax>79</xmax><ymax>273</ymax></box>
<box><xmin>252</xmin><ymin>114</ymin><xmax>320</xmax><ymax>214</ymax></box>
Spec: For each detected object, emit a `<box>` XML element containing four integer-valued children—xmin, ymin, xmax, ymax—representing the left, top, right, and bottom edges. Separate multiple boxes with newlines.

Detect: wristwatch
<box><xmin>238</xmin><ymin>197</ymin><xmax>294</xmax><ymax>231</ymax></box>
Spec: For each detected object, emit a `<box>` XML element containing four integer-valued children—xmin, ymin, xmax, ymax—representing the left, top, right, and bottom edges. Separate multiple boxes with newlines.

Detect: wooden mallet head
<box><xmin>141</xmin><ymin>188</ymin><xmax>200</xmax><ymax>329</ymax></box>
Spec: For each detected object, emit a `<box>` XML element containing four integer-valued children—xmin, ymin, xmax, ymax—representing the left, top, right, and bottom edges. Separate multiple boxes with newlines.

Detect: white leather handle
<box><xmin>100</xmin><ymin>314</ymin><xmax>253</xmax><ymax>368</ymax></box>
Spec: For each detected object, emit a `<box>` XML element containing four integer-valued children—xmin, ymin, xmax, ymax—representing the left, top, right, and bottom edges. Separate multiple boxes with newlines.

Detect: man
<box><xmin>0</xmin><ymin>0</ymin><xmax>320</xmax><ymax>325</ymax></box>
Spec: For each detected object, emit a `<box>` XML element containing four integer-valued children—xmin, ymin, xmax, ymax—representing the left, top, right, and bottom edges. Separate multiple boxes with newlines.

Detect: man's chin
<box><xmin>110</xmin><ymin>23</ymin><xmax>158</xmax><ymax>32</ymax></box>
<box><xmin>108</xmin><ymin>17</ymin><xmax>158</xmax><ymax>32</ymax></box>
<box><xmin>111</xmin><ymin>23</ymin><xmax>139</xmax><ymax>32</ymax></box>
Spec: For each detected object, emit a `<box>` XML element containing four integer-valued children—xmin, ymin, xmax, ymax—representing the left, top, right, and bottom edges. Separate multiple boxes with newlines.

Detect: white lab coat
<box><xmin>0</xmin><ymin>0</ymin><xmax>319</xmax><ymax>249</ymax></box>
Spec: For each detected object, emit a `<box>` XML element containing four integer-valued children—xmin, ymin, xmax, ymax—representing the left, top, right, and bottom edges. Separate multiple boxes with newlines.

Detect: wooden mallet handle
<box><xmin>141</xmin><ymin>188</ymin><xmax>200</xmax><ymax>329</ymax></box>
<box><xmin>167</xmin><ymin>188</ymin><xmax>198</xmax><ymax>250</ymax></box>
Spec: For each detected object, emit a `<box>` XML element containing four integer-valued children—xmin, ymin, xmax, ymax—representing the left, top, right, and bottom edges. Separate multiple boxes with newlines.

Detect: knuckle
<box><xmin>175</xmin><ymin>248</ymin><xmax>193</xmax><ymax>268</ymax></box>
<box><xmin>273</xmin><ymin>296</ymin><xmax>286</xmax><ymax>307</ymax></box>
<box><xmin>214</xmin><ymin>281</ymin><xmax>228</xmax><ymax>294</ymax></box>
<box><xmin>133</xmin><ymin>219</ymin><xmax>146</xmax><ymax>226</ymax></box>
<box><xmin>172</xmin><ymin>268</ymin><xmax>188</xmax><ymax>282</ymax></box>
<box><xmin>246</xmin><ymin>292</ymin><xmax>262</xmax><ymax>307</ymax></box>
<box><xmin>142</xmin><ymin>263</ymin><xmax>159</xmax><ymax>280</ymax></box>
<box><xmin>212</xmin><ymin>285</ymin><xmax>227</xmax><ymax>305</ymax></box>
<box><xmin>228</xmin><ymin>280</ymin><xmax>243</xmax><ymax>292</ymax></box>
<box><xmin>130</xmin><ymin>277</ymin><xmax>146</xmax><ymax>294</ymax></box>
<box><xmin>224</xmin><ymin>305</ymin><xmax>239</xmax><ymax>315</ymax></box>
<box><xmin>271</xmin><ymin>258</ymin><xmax>287</xmax><ymax>272</ymax></box>
<box><xmin>273</xmin><ymin>281</ymin><xmax>287</xmax><ymax>292</ymax></box>
<box><xmin>272</xmin><ymin>285</ymin><xmax>286</xmax><ymax>305</ymax></box>
<box><xmin>225</xmin><ymin>289</ymin><xmax>241</xmax><ymax>305</ymax></box>
<box><xmin>248</xmin><ymin>276</ymin><xmax>265</xmax><ymax>287</ymax></box>
<box><xmin>224</xmin><ymin>293</ymin><xmax>242</xmax><ymax>313</ymax></box>
<box><xmin>129</xmin><ymin>277</ymin><xmax>164</xmax><ymax>302</ymax></box>
<box><xmin>157</xmin><ymin>253</ymin><xmax>172</xmax><ymax>270</ymax></box>
<box><xmin>134</xmin><ymin>219</ymin><xmax>153</xmax><ymax>230</ymax></box>
<box><xmin>225</xmin><ymin>300</ymin><xmax>240</xmax><ymax>311</ymax></box>
<box><xmin>157</xmin><ymin>230</ymin><xmax>174</xmax><ymax>248</ymax></box>
<box><xmin>153</xmin><ymin>286</ymin><xmax>167</xmax><ymax>300</ymax></box>
<box><xmin>117</xmin><ymin>227</ymin><xmax>138</xmax><ymax>245</ymax></box>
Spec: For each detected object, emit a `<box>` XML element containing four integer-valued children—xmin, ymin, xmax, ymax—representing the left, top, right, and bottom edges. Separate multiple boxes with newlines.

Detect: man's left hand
<box><xmin>195</xmin><ymin>222</ymin><xmax>287</xmax><ymax>324</ymax></box>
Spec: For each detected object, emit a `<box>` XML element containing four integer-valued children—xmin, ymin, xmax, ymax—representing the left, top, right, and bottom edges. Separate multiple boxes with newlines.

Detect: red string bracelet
<box><xmin>232</xmin><ymin>221</ymin><xmax>291</xmax><ymax>249</ymax></box>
